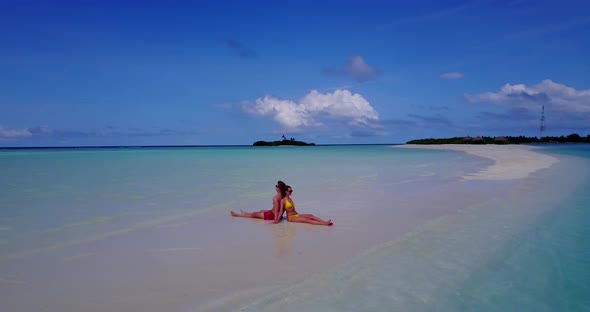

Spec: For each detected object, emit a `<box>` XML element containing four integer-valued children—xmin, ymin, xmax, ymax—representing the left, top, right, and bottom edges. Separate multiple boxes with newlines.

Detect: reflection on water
<box><xmin>272</xmin><ymin>222</ymin><xmax>296</xmax><ymax>258</ymax></box>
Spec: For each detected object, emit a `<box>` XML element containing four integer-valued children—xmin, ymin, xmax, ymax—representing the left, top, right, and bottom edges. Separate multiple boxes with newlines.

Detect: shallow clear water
<box><xmin>0</xmin><ymin>146</ymin><xmax>487</xmax><ymax>261</ymax></box>
<box><xmin>1</xmin><ymin>145</ymin><xmax>588</xmax><ymax>312</ymax></box>
<box><xmin>233</xmin><ymin>145</ymin><xmax>590</xmax><ymax>312</ymax></box>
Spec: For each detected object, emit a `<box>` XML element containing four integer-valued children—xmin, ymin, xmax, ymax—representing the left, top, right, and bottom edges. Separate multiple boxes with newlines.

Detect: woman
<box><xmin>274</xmin><ymin>185</ymin><xmax>332</xmax><ymax>226</ymax></box>
<box><xmin>230</xmin><ymin>181</ymin><xmax>286</xmax><ymax>221</ymax></box>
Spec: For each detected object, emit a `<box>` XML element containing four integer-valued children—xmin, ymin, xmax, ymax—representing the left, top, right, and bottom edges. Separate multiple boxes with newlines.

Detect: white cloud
<box><xmin>465</xmin><ymin>79</ymin><xmax>590</xmax><ymax>113</ymax></box>
<box><xmin>345</xmin><ymin>56</ymin><xmax>381</xmax><ymax>82</ymax></box>
<box><xmin>0</xmin><ymin>127</ymin><xmax>32</xmax><ymax>139</ymax></box>
<box><xmin>244</xmin><ymin>89</ymin><xmax>380</xmax><ymax>132</ymax></box>
<box><xmin>245</xmin><ymin>96</ymin><xmax>315</xmax><ymax>131</ymax></box>
<box><xmin>323</xmin><ymin>56</ymin><xmax>382</xmax><ymax>82</ymax></box>
<box><xmin>440</xmin><ymin>72</ymin><xmax>464</xmax><ymax>79</ymax></box>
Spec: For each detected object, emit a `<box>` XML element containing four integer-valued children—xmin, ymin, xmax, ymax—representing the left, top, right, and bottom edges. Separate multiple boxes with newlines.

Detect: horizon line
<box><xmin>0</xmin><ymin>143</ymin><xmax>406</xmax><ymax>150</ymax></box>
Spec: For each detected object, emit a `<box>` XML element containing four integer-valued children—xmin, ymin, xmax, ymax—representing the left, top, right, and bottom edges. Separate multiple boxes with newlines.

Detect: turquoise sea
<box><xmin>0</xmin><ymin>145</ymin><xmax>588</xmax><ymax>311</ymax></box>
<box><xmin>239</xmin><ymin>145</ymin><xmax>590</xmax><ymax>312</ymax></box>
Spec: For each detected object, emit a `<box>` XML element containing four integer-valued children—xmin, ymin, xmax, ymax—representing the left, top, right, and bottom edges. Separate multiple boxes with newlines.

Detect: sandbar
<box><xmin>394</xmin><ymin>144</ymin><xmax>559</xmax><ymax>180</ymax></box>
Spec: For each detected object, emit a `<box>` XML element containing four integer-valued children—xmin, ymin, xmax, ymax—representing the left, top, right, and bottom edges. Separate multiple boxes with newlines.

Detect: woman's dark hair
<box><xmin>277</xmin><ymin>180</ymin><xmax>287</xmax><ymax>198</ymax></box>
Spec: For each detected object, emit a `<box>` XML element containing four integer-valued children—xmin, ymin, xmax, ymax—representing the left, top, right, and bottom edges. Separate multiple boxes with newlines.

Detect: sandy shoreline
<box><xmin>394</xmin><ymin>144</ymin><xmax>559</xmax><ymax>180</ymax></box>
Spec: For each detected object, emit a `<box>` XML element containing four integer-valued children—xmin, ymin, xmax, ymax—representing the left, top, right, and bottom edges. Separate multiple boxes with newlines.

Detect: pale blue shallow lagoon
<box><xmin>0</xmin><ymin>145</ymin><xmax>588</xmax><ymax>312</ymax></box>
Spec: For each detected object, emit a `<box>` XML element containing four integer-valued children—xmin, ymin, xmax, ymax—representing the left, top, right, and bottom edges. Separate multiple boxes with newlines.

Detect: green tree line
<box><xmin>407</xmin><ymin>133</ymin><xmax>590</xmax><ymax>144</ymax></box>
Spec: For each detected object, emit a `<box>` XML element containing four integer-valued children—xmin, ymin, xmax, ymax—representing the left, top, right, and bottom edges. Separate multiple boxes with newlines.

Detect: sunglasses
<box><xmin>287</xmin><ymin>189</ymin><xmax>293</xmax><ymax>192</ymax></box>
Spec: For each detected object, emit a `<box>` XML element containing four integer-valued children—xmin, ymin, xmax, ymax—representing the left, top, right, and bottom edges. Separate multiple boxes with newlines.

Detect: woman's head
<box><xmin>276</xmin><ymin>180</ymin><xmax>287</xmax><ymax>197</ymax></box>
<box><xmin>285</xmin><ymin>185</ymin><xmax>293</xmax><ymax>196</ymax></box>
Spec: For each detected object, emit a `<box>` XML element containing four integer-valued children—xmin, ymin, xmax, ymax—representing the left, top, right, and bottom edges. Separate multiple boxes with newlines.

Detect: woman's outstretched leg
<box><xmin>290</xmin><ymin>216</ymin><xmax>332</xmax><ymax>226</ymax></box>
<box><xmin>230</xmin><ymin>209</ymin><xmax>264</xmax><ymax>219</ymax></box>
<box><xmin>299</xmin><ymin>214</ymin><xmax>332</xmax><ymax>224</ymax></box>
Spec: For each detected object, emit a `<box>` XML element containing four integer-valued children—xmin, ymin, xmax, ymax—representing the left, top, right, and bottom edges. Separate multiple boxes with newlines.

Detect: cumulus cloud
<box><xmin>243</xmin><ymin>89</ymin><xmax>381</xmax><ymax>133</ymax></box>
<box><xmin>323</xmin><ymin>56</ymin><xmax>382</xmax><ymax>82</ymax></box>
<box><xmin>440</xmin><ymin>72</ymin><xmax>464</xmax><ymax>79</ymax></box>
<box><xmin>0</xmin><ymin>126</ymin><xmax>32</xmax><ymax>139</ymax></box>
<box><xmin>466</xmin><ymin>80</ymin><xmax>590</xmax><ymax>133</ymax></box>
<box><xmin>465</xmin><ymin>79</ymin><xmax>590</xmax><ymax>113</ymax></box>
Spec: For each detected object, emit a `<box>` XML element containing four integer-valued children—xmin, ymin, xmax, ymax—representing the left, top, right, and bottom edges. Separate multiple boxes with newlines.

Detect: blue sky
<box><xmin>1</xmin><ymin>0</ymin><xmax>589</xmax><ymax>146</ymax></box>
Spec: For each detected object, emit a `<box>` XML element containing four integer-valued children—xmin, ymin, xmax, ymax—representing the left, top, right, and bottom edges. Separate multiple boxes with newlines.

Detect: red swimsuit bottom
<box><xmin>263</xmin><ymin>210</ymin><xmax>274</xmax><ymax>220</ymax></box>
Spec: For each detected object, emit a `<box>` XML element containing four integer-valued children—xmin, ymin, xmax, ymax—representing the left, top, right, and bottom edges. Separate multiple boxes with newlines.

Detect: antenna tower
<box><xmin>540</xmin><ymin>104</ymin><xmax>545</xmax><ymax>138</ymax></box>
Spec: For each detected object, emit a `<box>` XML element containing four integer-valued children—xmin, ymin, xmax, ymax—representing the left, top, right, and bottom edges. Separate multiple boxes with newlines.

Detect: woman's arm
<box><xmin>272</xmin><ymin>195</ymin><xmax>280</xmax><ymax>215</ymax></box>
<box><xmin>273</xmin><ymin>199</ymin><xmax>285</xmax><ymax>224</ymax></box>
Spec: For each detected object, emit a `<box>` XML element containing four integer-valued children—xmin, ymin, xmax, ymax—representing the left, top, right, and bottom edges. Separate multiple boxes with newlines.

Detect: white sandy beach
<box><xmin>395</xmin><ymin>144</ymin><xmax>560</xmax><ymax>180</ymax></box>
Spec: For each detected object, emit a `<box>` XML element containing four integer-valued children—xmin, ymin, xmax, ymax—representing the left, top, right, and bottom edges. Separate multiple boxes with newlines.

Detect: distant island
<box><xmin>407</xmin><ymin>133</ymin><xmax>590</xmax><ymax>144</ymax></box>
<box><xmin>253</xmin><ymin>135</ymin><xmax>316</xmax><ymax>146</ymax></box>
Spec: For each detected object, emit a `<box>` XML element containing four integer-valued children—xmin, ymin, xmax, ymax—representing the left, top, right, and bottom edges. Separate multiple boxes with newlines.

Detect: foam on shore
<box><xmin>394</xmin><ymin>144</ymin><xmax>559</xmax><ymax>180</ymax></box>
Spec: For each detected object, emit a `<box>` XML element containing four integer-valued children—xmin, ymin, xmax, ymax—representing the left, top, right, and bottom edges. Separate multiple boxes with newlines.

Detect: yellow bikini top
<box><xmin>285</xmin><ymin>199</ymin><xmax>294</xmax><ymax>209</ymax></box>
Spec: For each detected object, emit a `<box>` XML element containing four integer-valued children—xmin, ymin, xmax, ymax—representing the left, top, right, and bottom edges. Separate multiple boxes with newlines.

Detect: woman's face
<box><xmin>286</xmin><ymin>188</ymin><xmax>293</xmax><ymax>195</ymax></box>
